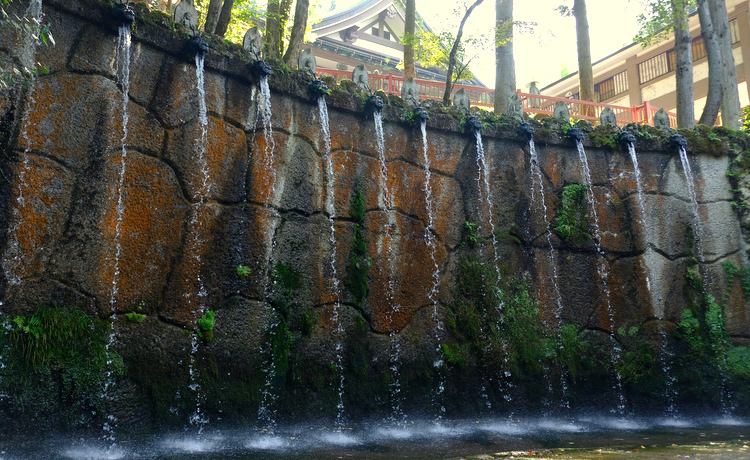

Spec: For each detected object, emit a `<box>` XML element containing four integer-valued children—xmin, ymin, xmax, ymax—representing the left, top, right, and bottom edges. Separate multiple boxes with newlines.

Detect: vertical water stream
<box><xmin>102</xmin><ymin>23</ymin><xmax>132</xmax><ymax>444</ymax></box>
<box><xmin>528</xmin><ymin>139</ymin><xmax>568</xmax><ymax>407</ymax></box>
<box><xmin>421</xmin><ymin>120</ymin><xmax>445</xmax><ymax>419</ymax></box>
<box><xmin>575</xmin><ymin>139</ymin><xmax>625</xmax><ymax>414</ymax></box>
<box><xmin>186</xmin><ymin>53</ymin><xmax>211</xmax><ymax>434</ymax></box>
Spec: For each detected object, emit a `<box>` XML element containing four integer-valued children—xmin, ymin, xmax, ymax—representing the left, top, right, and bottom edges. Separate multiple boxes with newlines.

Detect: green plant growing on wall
<box><xmin>615</xmin><ymin>326</ymin><xmax>656</xmax><ymax>387</ymax></box>
<box><xmin>198</xmin><ymin>310</ymin><xmax>215</xmax><ymax>342</ymax></box>
<box><xmin>460</xmin><ymin>221</ymin><xmax>480</xmax><ymax>248</ymax></box>
<box><xmin>553</xmin><ymin>184</ymin><xmax>590</xmax><ymax>245</ymax></box>
<box><xmin>345</xmin><ymin>187</ymin><xmax>371</xmax><ymax>306</ymax></box>
<box><xmin>236</xmin><ymin>264</ymin><xmax>252</xmax><ymax>278</ymax></box>
<box><xmin>125</xmin><ymin>301</ymin><xmax>146</xmax><ymax>323</ymax></box>
<box><xmin>274</xmin><ymin>261</ymin><xmax>301</xmax><ymax>298</ymax></box>
<box><xmin>0</xmin><ymin>304</ymin><xmax>124</xmax><ymax>428</ymax></box>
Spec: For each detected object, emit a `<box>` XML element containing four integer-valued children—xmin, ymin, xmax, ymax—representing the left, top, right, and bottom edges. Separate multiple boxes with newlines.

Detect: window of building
<box><xmin>383</xmin><ymin>30</ymin><xmax>391</xmax><ymax>40</ymax></box>
<box><xmin>692</xmin><ymin>36</ymin><xmax>706</xmax><ymax>61</ymax></box>
<box><xmin>595</xmin><ymin>70</ymin><xmax>628</xmax><ymax>102</ymax></box>
<box><xmin>639</xmin><ymin>53</ymin><xmax>671</xmax><ymax>84</ymax></box>
<box><xmin>372</xmin><ymin>27</ymin><xmax>379</xmax><ymax>36</ymax></box>
<box><xmin>730</xmin><ymin>18</ymin><xmax>740</xmax><ymax>44</ymax></box>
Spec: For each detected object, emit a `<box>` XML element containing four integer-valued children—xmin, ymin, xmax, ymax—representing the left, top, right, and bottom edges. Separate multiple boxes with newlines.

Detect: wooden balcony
<box><xmin>316</xmin><ymin>69</ymin><xmax>677</xmax><ymax>128</ymax></box>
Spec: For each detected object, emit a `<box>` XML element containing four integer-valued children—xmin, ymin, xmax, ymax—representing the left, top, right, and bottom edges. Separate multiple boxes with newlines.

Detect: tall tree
<box><xmin>696</xmin><ymin>0</ymin><xmax>722</xmax><ymax>126</ymax></box>
<box><xmin>403</xmin><ymin>0</ymin><xmax>417</xmax><ymax>80</ymax></box>
<box><xmin>282</xmin><ymin>0</ymin><xmax>310</xmax><ymax>65</ymax></box>
<box><xmin>442</xmin><ymin>0</ymin><xmax>486</xmax><ymax>105</ymax></box>
<box><xmin>636</xmin><ymin>0</ymin><xmax>695</xmax><ymax>128</ymax></box>
<box><xmin>708</xmin><ymin>0</ymin><xmax>741</xmax><ymax>128</ymax></box>
<box><xmin>264</xmin><ymin>0</ymin><xmax>293</xmax><ymax>59</ymax></box>
<box><xmin>494</xmin><ymin>0</ymin><xmax>514</xmax><ymax>114</ymax></box>
<box><xmin>672</xmin><ymin>0</ymin><xmax>694</xmax><ymax>128</ymax></box>
<box><xmin>556</xmin><ymin>1</ymin><xmax>594</xmax><ymax>115</ymax></box>
<box><xmin>573</xmin><ymin>0</ymin><xmax>594</xmax><ymax>116</ymax></box>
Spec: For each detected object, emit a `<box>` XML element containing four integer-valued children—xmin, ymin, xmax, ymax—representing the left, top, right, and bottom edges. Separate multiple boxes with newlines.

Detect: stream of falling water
<box><xmin>101</xmin><ymin>23</ymin><xmax>131</xmax><ymax>445</ymax></box>
<box><xmin>2</xmin><ymin>0</ymin><xmax>44</xmax><ymax>289</ymax></box>
<box><xmin>421</xmin><ymin>121</ymin><xmax>445</xmax><ymax>420</ymax></box>
<box><xmin>474</xmin><ymin>131</ymin><xmax>511</xmax><ymax>403</ymax></box>
<box><xmin>575</xmin><ymin>140</ymin><xmax>625</xmax><ymax>415</ymax></box>
<box><xmin>255</xmin><ymin>74</ymin><xmax>286</xmax><ymax>430</ymax></box>
<box><xmin>185</xmin><ymin>53</ymin><xmax>211</xmax><ymax>434</ymax></box>
<box><xmin>628</xmin><ymin>142</ymin><xmax>678</xmax><ymax>416</ymax></box>
<box><xmin>318</xmin><ymin>96</ymin><xmax>347</xmax><ymax>428</ymax></box>
<box><xmin>528</xmin><ymin>140</ymin><xmax>568</xmax><ymax>408</ymax></box>
<box><xmin>373</xmin><ymin>112</ymin><xmax>405</xmax><ymax>425</ymax></box>
<box><xmin>677</xmin><ymin>146</ymin><xmax>732</xmax><ymax>414</ymax></box>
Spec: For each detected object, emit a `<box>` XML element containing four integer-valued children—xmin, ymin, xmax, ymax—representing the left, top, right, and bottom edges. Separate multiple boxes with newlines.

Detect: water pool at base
<box><xmin>2</xmin><ymin>416</ymin><xmax>749</xmax><ymax>459</ymax></box>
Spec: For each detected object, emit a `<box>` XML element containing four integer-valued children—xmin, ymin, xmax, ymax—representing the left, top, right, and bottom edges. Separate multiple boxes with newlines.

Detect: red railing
<box><xmin>316</xmin><ymin>69</ymin><xmax>677</xmax><ymax>127</ymax></box>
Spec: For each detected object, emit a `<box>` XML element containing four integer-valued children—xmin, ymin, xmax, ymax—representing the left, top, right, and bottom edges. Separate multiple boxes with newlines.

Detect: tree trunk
<box><xmin>282</xmin><ymin>0</ymin><xmax>309</xmax><ymax>66</ymax></box>
<box><xmin>204</xmin><ymin>0</ymin><xmax>223</xmax><ymax>34</ymax></box>
<box><xmin>708</xmin><ymin>0</ymin><xmax>741</xmax><ymax>128</ymax></box>
<box><xmin>493</xmin><ymin>0</ymin><xmax>514</xmax><ymax>114</ymax></box>
<box><xmin>442</xmin><ymin>0</ymin><xmax>485</xmax><ymax>105</ymax></box>
<box><xmin>573</xmin><ymin>0</ymin><xmax>594</xmax><ymax>117</ymax></box>
<box><xmin>673</xmin><ymin>0</ymin><xmax>694</xmax><ymax>128</ymax></box>
<box><xmin>403</xmin><ymin>0</ymin><xmax>416</xmax><ymax>80</ymax></box>
<box><xmin>697</xmin><ymin>0</ymin><xmax>722</xmax><ymax>126</ymax></box>
<box><xmin>214</xmin><ymin>0</ymin><xmax>235</xmax><ymax>37</ymax></box>
<box><xmin>264</xmin><ymin>0</ymin><xmax>282</xmax><ymax>59</ymax></box>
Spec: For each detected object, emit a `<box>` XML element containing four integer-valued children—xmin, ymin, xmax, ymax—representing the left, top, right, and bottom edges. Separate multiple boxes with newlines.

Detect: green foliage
<box><xmin>634</xmin><ymin>0</ymin><xmax>696</xmax><ymax>47</ymax></box>
<box><xmin>197</xmin><ymin>310</ymin><xmax>215</xmax><ymax>342</ymax></box>
<box><xmin>727</xmin><ymin>346</ymin><xmax>750</xmax><ymax>380</ymax></box>
<box><xmin>236</xmin><ymin>264</ymin><xmax>252</xmax><ymax>278</ymax></box>
<box><xmin>616</xmin><ymin>326</ymin><xmax>655</xmax><ymax>385</ymax></box>
<box><xmin>124</xmin><ymin>312</ymin><xmax>146</xmax><ymax>323</ymax></box>
<box><xmin>345</xmin><ymin>188</ymin><xmax>371</xmax><ymax>306</ymax></box>
<box><xmin>722</xmin><ymin>261</ymin><xmax>750</xmax><ymax>299</ymax></box>
<box><xmin>0</xmin><ymin>0</ymin><xmax>55</xmax><ymax>90</ymax></box>
<box><xmin>553</xmin><ymin>183</ymin><xmax>591</xmax><ymax>244</ymax></box>
<box><xmin>460</xmin><ymin>221</ymin><xmax>480</xmax><ymax>248</ymax></box>
<box><xmin>0</xmin><ymin>305</ymin><xmax>123</xmax><ymax>428</ymax></box>
<box><xmin>274</xmin><ymin>261</ymin><xmax>301</xmax><ymax>297</ymax></box>
<box><xmin>742</xmin><ymin>107</ymin><xmax>750</xmax><ymax>132</ymax></box>
<box><xmin>559</xmin><ymin>324</ymin><xmax>584</xmax><ymax>383</ymax></box>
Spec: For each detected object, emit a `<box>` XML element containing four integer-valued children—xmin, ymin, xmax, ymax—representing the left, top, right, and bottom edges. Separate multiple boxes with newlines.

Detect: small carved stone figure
<box><xmin>554</xmin><ymin>101</ymin><xmax>571</xmax><ymax>123</ymax></box>
<box><xmin>243</xmin><ymin>27</ymin><xmax>262</xmax><ymax>58</ymax></box>
<box><xmin>507</xmin><ymin>93</ymin><xmax>523</xmax><ymax>120</ymax></box>
<box><xmin>298</xmin><ymin>49</ymin><xmax>316</xmax><ymax>75</ymax></box>
<box><xmin>352</xmin><ymin>65</ymin><xmax>369</xmax><ymax>92</ymax></box>
<box><xmin>174</xmin><ymin>0</ymin><xmax>198</xmax><ymax>30</ymax></box>
<box><xmin>653</xmin><ymin>108</ymin><xmax>671</xmax><ymax>130</ymax></box>
<box><xmin>401</xmin><ymin>78</ymin><xmax>419</xmax><ymax>107</ymax></box>
<box><xmin>453</xmin><ymin>89</ymin><xmax>470</xmax><ymax>113</ymax></box>
<box><xmin>600</xmin><ymin>107</ymin><xmax>617</xmax><ymax>126</ymax></box>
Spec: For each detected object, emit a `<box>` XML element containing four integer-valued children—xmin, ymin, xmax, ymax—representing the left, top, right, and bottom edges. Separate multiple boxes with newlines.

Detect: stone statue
<box><xmin>600</xmin><ymin>107</ymin><xmax>617</xmax><ymax>126</ymax></box>
<box><xmin>554</xmin><ymin>101</ymin><xmax>570</xmax><ymax>123</ymax></box>
<box><xmin>401</xmin><ymin>78</ymin><xmax>419</xmax><ymax>107</ymax></box>
<box><xmin>453</xmin><ymin>88</ymin><xmax>470</xmax><ymax>113</ymax></box>
<box><xmin>243</xmin><ymin>27</ymin><xmax>263</xmax><ymax>58</ymax></box>
<box><xmin>352</xmin><ymin>65</ymin><xmax>369</xmax><ymax>92</ymax></box>
<box><xmin>653</xmin><ymin>108</ymin><xmax>671</xmax><ymax>130</ymax></box>
<box><xmin>508</xmin><ymin>93</ymin><xmax>523</xmax><ymax>120</ymax></box>
<box><xmin>298</xmin><ymin>49</ymin><xmax>316</xmax><ymax>76</ymax></box>
<box><xmin>174</xmin><ymin>0</ymin><xmax>198</xmax><ymax>31</ymax></box>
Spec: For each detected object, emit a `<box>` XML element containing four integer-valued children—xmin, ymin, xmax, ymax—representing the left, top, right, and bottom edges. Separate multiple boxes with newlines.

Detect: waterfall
<box><xmin>474</xmin><ymin>131</ymin><xmax>512</xmax><ymax>402</ymax></box>
<box><xmin>528</xmin><ymin>139</ymin><xmax>568</xmax><ymax>408</ymax></box>
<box><xmin>575</xmin><ymin>140</ymin><xmax>625</xmax><ymax>414</ymax></box>
<box><xmin>628</xmin><ymin>142</ymin><xmax>678</xmax><ymax>415</ymax></box>
<box><xmin>3</xmin><ymin>0</ymin><xmax>45</xmax><ymax>289</ymax></box>
<box><xmin>678</xmin><ymin>146</ymin><xmax>708</xmax><ymax>284</ymax></box>
<box><xmin>318</xmin><ymin>96</ymin><xmax>348</xmax><ymax>428</ymax></box>
<box><xmin>102</xmin><ymin>23</ymin><xmax>132</xmax><ymax>444</ymax></box>
<box><xmin>255</xmin><ymin>74</ymin><xmax>287</xmax><ymax>431</ymax></box>
<box><xmin>185</xmin><ymin>53</ymin><xmax>211</xmax><ymax>434</ymax></box>
<box><xmin>373</xmin><ymin>112</ymin><xmax>405</xmax><ymax>424</ymax></box>
<box><xmin>677</xmin><ymin>146</ymin><xmax>732</xmax><ymax>414</ymax></box>
<box><xmin>421</xmin><ymin>120</ymin><xmax>445</xmax><ymax>419</ymax></box>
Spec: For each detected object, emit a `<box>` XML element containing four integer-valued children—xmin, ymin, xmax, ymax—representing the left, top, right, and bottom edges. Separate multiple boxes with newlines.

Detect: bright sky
<box><xmin>413</xmin><ymin>0</ymin><xmax>644</xmax><ymax>90</ymax></box>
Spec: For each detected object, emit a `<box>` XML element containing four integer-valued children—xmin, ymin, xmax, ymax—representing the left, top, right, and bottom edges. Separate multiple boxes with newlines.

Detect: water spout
<box><xmin>112</xmin><ymin>1</ymin><xmax>135</xmax><ymax>26</ymax></box>
<box><xmin>187</xmin><ymin>33</ymin><xmax>209</xmax><ymax>58</ymax></box>
<box><xmin>366</xmin><ymin>94</ymin><xmax>385</xmax><ymax>115</ymax></box>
